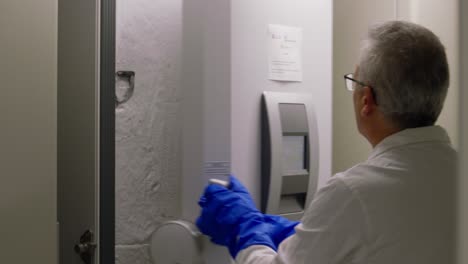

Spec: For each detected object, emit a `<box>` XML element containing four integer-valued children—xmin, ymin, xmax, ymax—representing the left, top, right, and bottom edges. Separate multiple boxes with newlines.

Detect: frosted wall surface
<box><xmin>115</xmin><ymin>0</ymin><xmax>182</xmax><ymax>262</ymax></box>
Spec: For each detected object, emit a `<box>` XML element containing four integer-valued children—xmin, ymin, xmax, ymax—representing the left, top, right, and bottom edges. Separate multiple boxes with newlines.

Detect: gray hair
<box><xmin>358</xmin><ymin>21</ymin><xmax>449</xmax><ymax>128</ymax></box>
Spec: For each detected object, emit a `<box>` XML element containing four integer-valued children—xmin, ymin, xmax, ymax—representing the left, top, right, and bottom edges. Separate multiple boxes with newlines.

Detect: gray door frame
<box><xmin>458</xmin><ymin>1</ymin><xmax>468</xmax><ymax>263</ymax></box>
<box><xmin>58</xmin><ymin>0</ymin><xmax>115</xmax><ymax>263</ymax></box>
<box><xmin>99</xmin><ymin>0</ymin><xmax>116</xmax><ymax>263</ymax></box>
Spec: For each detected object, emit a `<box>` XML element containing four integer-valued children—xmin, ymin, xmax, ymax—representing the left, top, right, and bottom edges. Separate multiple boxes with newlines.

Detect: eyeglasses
<box><xmin>344</xmin><ymin>73</ymin><xmax>378</xmax><ymax>104</ymax></box>
<box><xmin>344</xmin><ymin>73</ymin><xmax>369</xmax><ymax>91</ymax></box>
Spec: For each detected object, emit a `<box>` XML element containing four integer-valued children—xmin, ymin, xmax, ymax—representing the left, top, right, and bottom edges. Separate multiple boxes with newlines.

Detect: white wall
<box><xmin>231</xmin><ymin>0</ymin><xmax>333</xmax><ymax>202</ymax></box>
<box><xmin>0</xmin><ymin>1</ymin><xmax>57</xmax><ymax>263</ymax></box>
<box><xmin>183</xmin><ymin>0</ymin><xmax>333</xmax><ymax>211</ymax></box>
<box><xmin>333</xmin><ymin>0</ymin><xmax>396</xmax><ymax>173</ymax></box>
<box><xmin>115</xmin><ymin>0</ymin><xmax>182</xmax><ymax>263</ymax></box>
<box><xmin>181</xmin><ymin>0</ymin><xmax>232</xmax><ymax>223</ymax></box>
<box><xmin>181</xmin><ymin>1</ymin><xmax>332</xmax><ymax>262</ymax></box>
<box><xmin>397</xmin><ymin>0</ymin><xmax>459</xmax><ymax>147</ymax></box>
<box><xmin>332</xmin><ymin>0</ymin><xmax>460</xmax><ymax>173</ymax></box>
<box><xmin>181</xmin><ymin>0</ymin><xmax>233</xmax><ymax>262</ymax></box>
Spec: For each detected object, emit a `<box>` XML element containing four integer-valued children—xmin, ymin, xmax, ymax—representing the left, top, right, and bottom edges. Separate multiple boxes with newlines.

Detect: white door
<box><xmin>0</xmin><ymin>0</ymin><xmax>58</xmax><ymax>263</ymax></box>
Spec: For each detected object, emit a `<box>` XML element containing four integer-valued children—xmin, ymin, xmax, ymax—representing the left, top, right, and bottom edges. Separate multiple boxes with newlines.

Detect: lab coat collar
<box><xmin>368</xmin><ymin>125</ymin><xmax>451</xmax><ymax>160</ymax></box>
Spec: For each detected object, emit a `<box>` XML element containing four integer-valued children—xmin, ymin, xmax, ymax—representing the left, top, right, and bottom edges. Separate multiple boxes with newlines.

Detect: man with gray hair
<box><xmin>196</xmin><ymin>21</ymin><xmax>456</xmax><ymax>263</ymax></box>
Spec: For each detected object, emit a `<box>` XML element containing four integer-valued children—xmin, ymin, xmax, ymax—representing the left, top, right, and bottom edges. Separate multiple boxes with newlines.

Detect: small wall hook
<box><xmin>115</xmin><ymin>70</ymin><xmax>135</xmax><ymax>107</ymax></box>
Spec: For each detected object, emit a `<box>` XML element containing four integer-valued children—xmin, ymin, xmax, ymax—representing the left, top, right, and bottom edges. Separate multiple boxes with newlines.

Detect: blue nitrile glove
<box><xmin>263</xmin><ymin>214</ymin><xmax>299</xmax><ymax>247</ymax></box>
<box><xmin>196</xmin><ymin>175</ymin><xmax>300</xmax><ymax>258</ymax></box>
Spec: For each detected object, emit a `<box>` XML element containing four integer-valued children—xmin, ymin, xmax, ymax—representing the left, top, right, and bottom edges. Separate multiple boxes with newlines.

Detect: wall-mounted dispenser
<box><xmin>261</xmin><ymin>91</ymin><xmax>319</xmax><ymax>220</ymax></box>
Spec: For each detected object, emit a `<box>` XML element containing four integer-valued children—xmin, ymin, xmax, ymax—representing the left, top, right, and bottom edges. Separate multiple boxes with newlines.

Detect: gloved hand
<box><xmin>196</xmin><ymin>175</ymin><xmax>300</xmax><ymax>258</ymax></box>
<box><xmin>263</xmin><ymin>214</ymin><xmax>299</xmax><ymax>248</ymax></box>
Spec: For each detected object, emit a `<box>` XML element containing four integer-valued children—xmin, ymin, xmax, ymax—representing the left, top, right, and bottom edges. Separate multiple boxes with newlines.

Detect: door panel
<box><xmin>0</xmin><ymin>0</ymin><xmax>58</xmax><ymax>263</ymax></box>
<box><xmin>58</xmin><ymin>0</ymin><xmax>100</xmax><ymax>263</ymax></box>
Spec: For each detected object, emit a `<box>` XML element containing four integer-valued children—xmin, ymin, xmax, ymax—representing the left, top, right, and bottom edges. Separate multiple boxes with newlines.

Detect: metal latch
<box><xmin>74</xmin><ymin>230</ymin><xmax>97</xmax><ymax>264</ymax></box>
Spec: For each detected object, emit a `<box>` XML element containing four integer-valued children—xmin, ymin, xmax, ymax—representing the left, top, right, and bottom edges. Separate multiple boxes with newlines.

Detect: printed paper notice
<box><xmin>268</xmin><ymin>24</ymin><xmax>303</xmax><ymax>82</ymax></box>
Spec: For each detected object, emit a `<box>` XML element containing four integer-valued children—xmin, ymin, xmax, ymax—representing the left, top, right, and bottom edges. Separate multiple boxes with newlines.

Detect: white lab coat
<box><xmin>236</xmin><ymin>125</ymin><xmax>457</xmax><ymax>264</ymax></box>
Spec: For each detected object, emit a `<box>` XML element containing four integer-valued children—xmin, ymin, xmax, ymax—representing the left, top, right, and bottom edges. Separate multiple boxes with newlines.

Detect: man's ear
<box><xmin>360</xmin><ymin>86</ymin><xmax>377</xmax><ymax>116</ymax></box>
